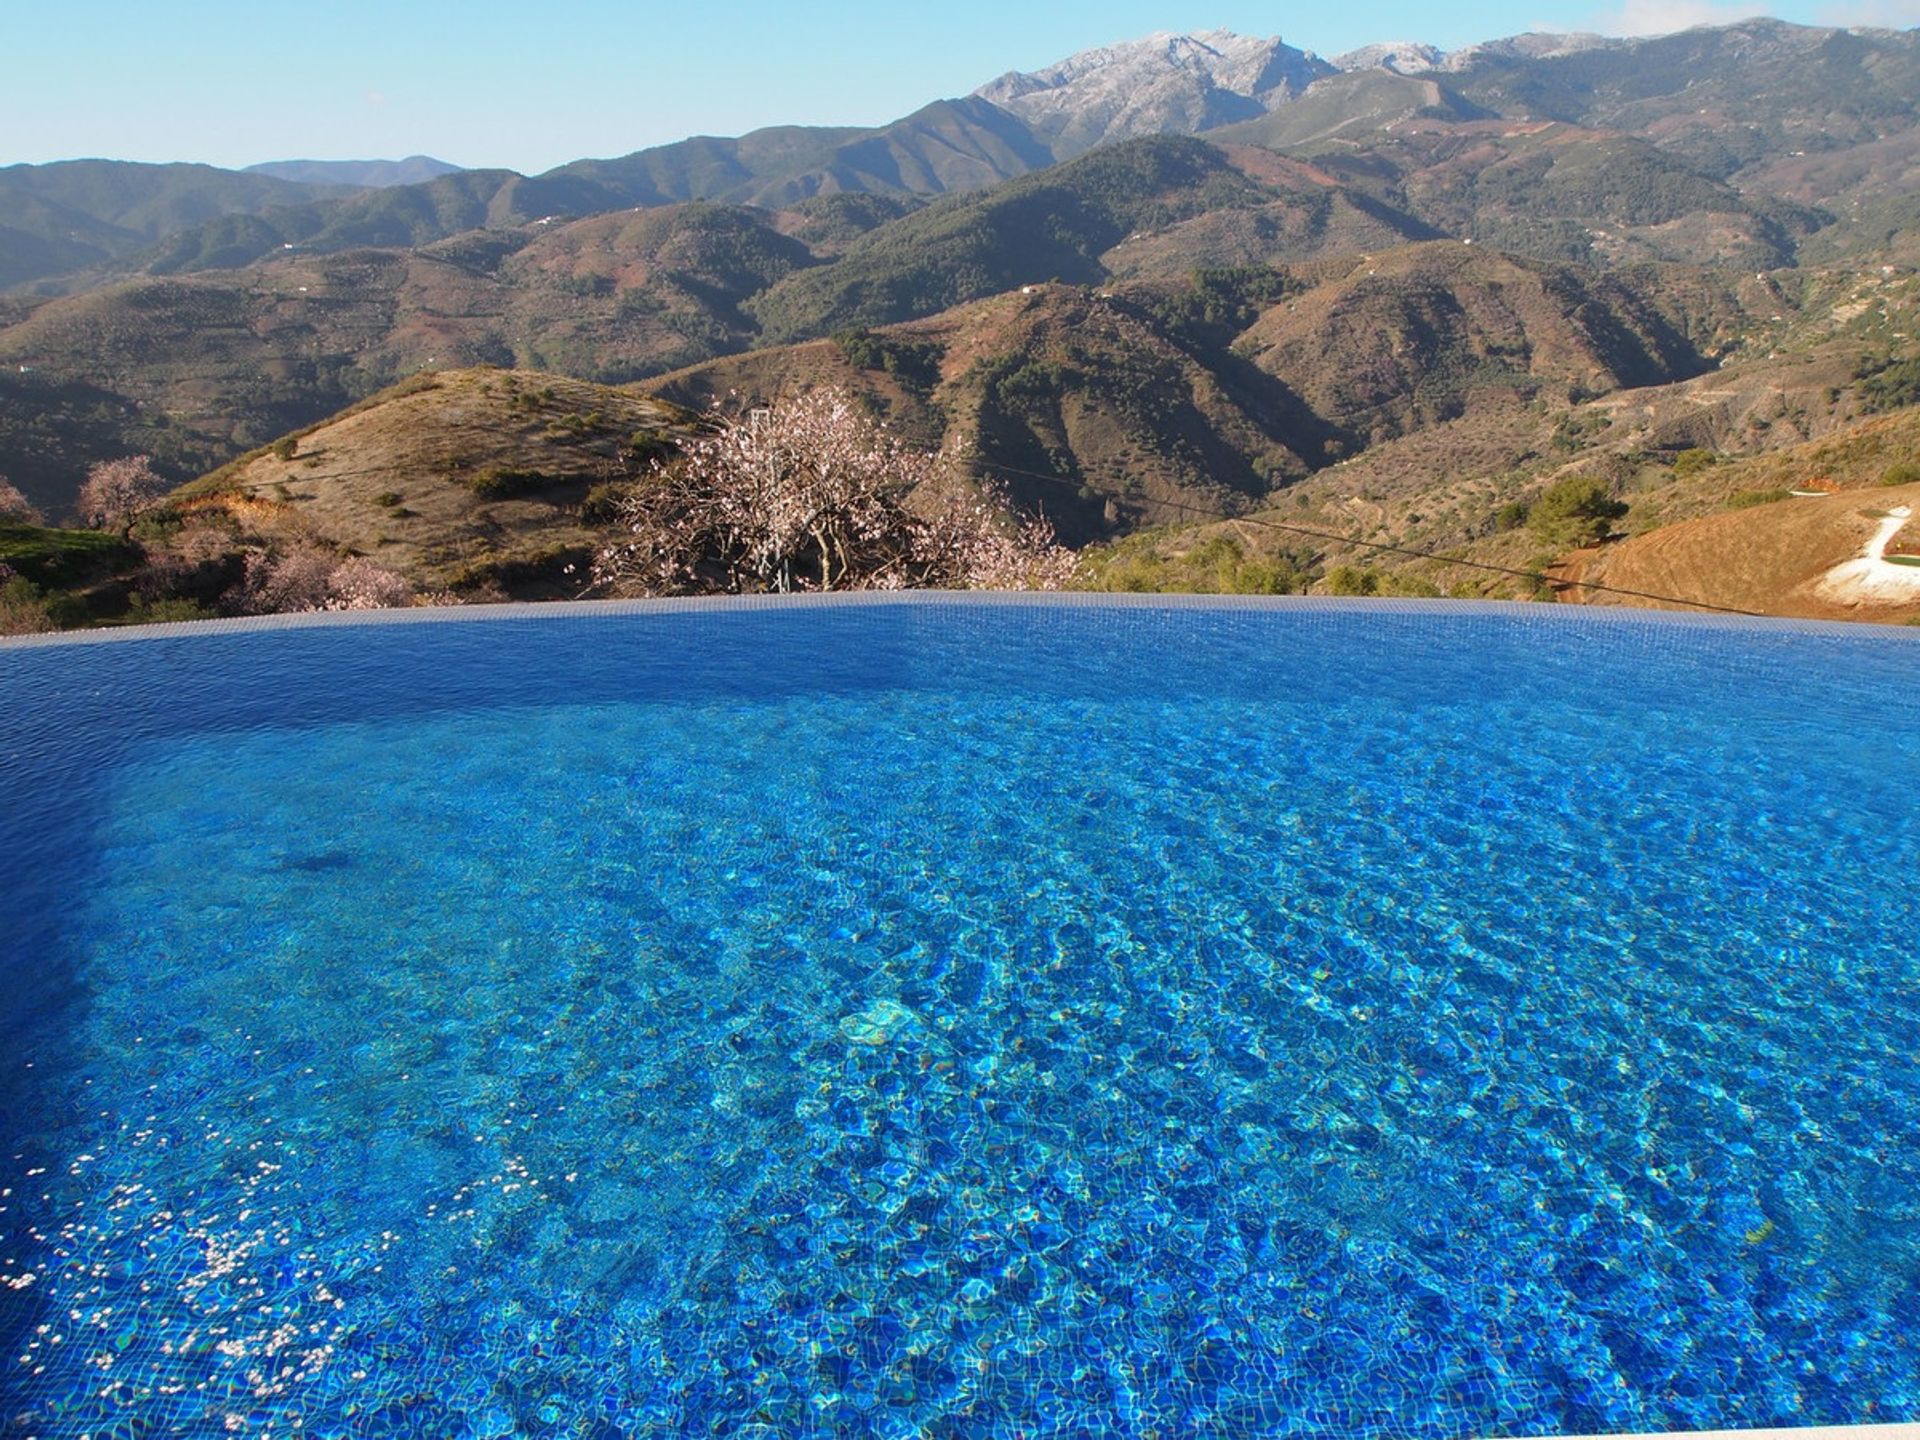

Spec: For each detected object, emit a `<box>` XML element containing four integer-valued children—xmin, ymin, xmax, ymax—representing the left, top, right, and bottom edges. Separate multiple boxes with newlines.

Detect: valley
<box><xmin>3</xmin><ymin>18</ymin><xmax>1918</xmax><ymax>626</ymax></box>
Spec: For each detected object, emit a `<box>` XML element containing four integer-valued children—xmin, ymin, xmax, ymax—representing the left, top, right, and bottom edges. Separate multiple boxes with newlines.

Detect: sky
<box><xmin>4</xmin><ymin>0</ymin><xmax>1917</xmax><ymax>175</ymax></box>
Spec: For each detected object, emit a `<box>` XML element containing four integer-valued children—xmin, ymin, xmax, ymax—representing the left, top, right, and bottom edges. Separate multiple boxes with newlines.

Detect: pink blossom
<box><xmin>593</xmin><ymin>390</ymin><xmax>1075</xmax><ymax>596</ymax></box>
<box><xmin>0</xmin><ymin>477</ymin><xmax>42</xmax><ymax>526</ymax></box>
<box><xmin>77</xmin><ymin>456</ymin><xmax>170</xmax><ymax>533</ymax></box>
<box><xmin>238</xmin><ymin>547</ymin><xmax>414</xmax><ymax>614</ymax></box>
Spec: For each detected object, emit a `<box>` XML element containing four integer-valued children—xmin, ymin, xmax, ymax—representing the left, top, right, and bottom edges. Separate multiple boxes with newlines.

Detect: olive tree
<box><xmin>1528</xmin><ymin>475</ymin><xmax>1628</xmax><ymax>548</ymax></box>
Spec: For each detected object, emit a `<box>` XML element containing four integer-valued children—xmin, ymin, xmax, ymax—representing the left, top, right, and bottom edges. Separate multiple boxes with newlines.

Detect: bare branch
<box><xmin>593</xmin><ymin>390</ymin><xmax>1075</xmax><ymax>596</ymax></box>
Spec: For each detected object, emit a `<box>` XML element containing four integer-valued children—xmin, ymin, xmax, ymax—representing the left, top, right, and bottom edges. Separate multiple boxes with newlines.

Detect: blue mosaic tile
<box><xmin>0</xmin><ymin>602</ymin><xmax>1916</xmax><ymax>1437</ymax></box>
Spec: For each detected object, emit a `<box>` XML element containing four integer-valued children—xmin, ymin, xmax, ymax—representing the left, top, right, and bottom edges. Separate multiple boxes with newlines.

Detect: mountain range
<box><xmin>2</xmin><ymin>17</ymin><xmax>1918</xmax><ymax>623</ymax></box>
<box><xmin>242</xmin><ymin>156</ymin><xmax>464</xmax><ymax>189</ymax></box>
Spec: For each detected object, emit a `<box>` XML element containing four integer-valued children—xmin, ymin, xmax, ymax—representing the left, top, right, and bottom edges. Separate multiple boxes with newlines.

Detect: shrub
<box><xmin>581</xmin><ymin>481</ymin><xmax>632</xmax><ymax>526</ymax></box>
<box><xmin>626</xmin><ymin>433</ymin><xmax>677</xmax><ymax>467</ymax></box>
<box><xmin>1726</xmin><ymin>488</ymin><xmax>1793</xmax><ymax>509</ymax></box>
<box><xmin>1528</xmin><ymin>475</ymin><xmax>1628</xmax><ymax>547</ymax></box>
<box><xmin>271</xmin><ymin>437</ymin><xmax>299</xmax><ymax>461</ymax></box>
<box><xmin>1551</xmin><ymin>410</ymin><xmax>1612</xmax><ymax>454</ymax></box>
<box><xmin>373</xmin><ymin>491</ymin><xmax>404</xmax><ymax>508</ymax></box>
<box><xmin>1882</xmin><ymin>463</ymin><xmax>1920</xmax><ymax>487</ymax></box>
<box><xmin>1324</xmin><ymin>565</ymin><xmax>1381</xmax><ymax>597</ymax></box>
<box><xmin>1857</xmin><ymin>353</ymin><xmax>1920</xmax><ymax>414</ymax></box>
<box><xmin>1493</xmin><ymin>500</ymin><xmax>1531</xmax><ymax>532</ymax></box>
<box><xmin>0</xmin><ymin>478</ymin><xmax>43</xmax><ymax>526</ymax></box>
<box><xmin>1078</xmin><ymin>532</ymin><xmax>1312</xmax><ymax>594</ymax></box>
<box><xmin>0</xmin><ymin>573</ymin><xmax>55</xmax><ymax>636</ymax></box>
<box><xmin>1383</xmin><ymin>573</ymin><xmax>1442</xmax><ymax>598</ymax></box>
<box><xmin>1672</xmin><ymin>447</ymin><xmax>1719</xmax><ymax>479</ymax></box>
<box><xmin>465</xmin><ymin>468</ymin><xmax>549</xmax><ymax>499</ymax></box>
<box><xmin>123</xmin><ymin>596</ymin><xmax>216</xmax><ymax>624</ymax></box>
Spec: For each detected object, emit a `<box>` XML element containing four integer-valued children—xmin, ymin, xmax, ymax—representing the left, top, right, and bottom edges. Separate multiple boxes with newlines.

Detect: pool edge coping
<box><xmin>5</xmin><ymin>591</ymin><xmax>1920</xmax><ymax>652</ymax></box>
<box><xmin>1520</xmin><ymin>1427</ymin><xmax>1919</xmax><ymax>1440</ymax></box>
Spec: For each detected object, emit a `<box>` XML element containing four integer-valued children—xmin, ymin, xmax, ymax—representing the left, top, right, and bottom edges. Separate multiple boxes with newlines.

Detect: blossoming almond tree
<box><xmin>0</xmin><ymin>477</ymin><xmax>43</xmax><ymax>526</ymax></box>
<box><xmin>240</xmin><ymin>545</ymin><xmax>415</xmax><ymax>613</ymax></box>
<box><xmin>76</xmin><ymin>456</ymin><xmax>171</xmax><ymax>535</ymax></box>
<box><xmin>593</xmin><ymin>390</ymin><xmax>1075</xmax><ymax>596</ymax></box>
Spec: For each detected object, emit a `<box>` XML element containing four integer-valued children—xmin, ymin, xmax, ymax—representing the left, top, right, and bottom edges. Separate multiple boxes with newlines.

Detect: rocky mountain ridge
<box><xmin>974</xmin><ymin>31</ymin><xmax>1334</xmax><ymax>157</ymax></box>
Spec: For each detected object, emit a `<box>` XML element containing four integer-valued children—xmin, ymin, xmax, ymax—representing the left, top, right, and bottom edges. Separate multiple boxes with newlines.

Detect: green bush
<box><xmin>1324</xmin><ymin>565</ymin><xmax>1381</xmax><ymax>597</ymax></box>
<box><xmin>1493</xmin><ymin>500</ymin><xmax>1531</xmax><ymax>532</ymax></box>
<box><xmin>373</xmin><ymin>491</ymin><xmax>403</xmax><ymax>508</ymax></box>
<box><xmin>1726</xmin><ymin>488</ymin><xmax>1793</xmax><ymax>509</ymax></box>
<box><xmin>1383</xmin><ymin>573</ymin><xmax>1442</xmax><ymax>598</ymax></box>
<box><xmin>271</xmin><ymin>437</ymin><xmax>298</xmax><ymax>461</ymax></box>
<box><xmin>581</xmin><ymin>481</ymin><xmax>632</xmax><ymax>526</ymax></box>
<box><xmin>868</xmin><ymin>335</ymin><xmax>943</xmax><ymax>396</ymax></box>
<box><xmin>1528</xmin><ymin>476</ymin><xmax>1628</xmax><ymax>547</ymax></box>
<box><xmin>1077</xmin><ymin>531</ymin><xmax>1313</xmax><ymax>595</ymax></box>
<box><xmin>1857</xmin><ymin>353</ymin><xmax>1920</xmax><ymax>414</ymax></box>
<box><xmin>0</xmin><ymin>574</ymin><xmax>54</xmax><ymax>635</ymax></box>
<box><xmin>1550</xmin><ymin>412</ymin><xmax>1610</xmax><ymax>452</ymax></box>
<box><xmin>0</xmin><ymin>573</ymin><xmax>87</xmax><ymax>631</ymax></box>
<box><xmin>464</xmin><ymin>467</ymin><xmax>550</xmax><ymax>499</ymax></box>
<box><xmin>1672</xmin><ymin>447</ymin><xmax>1719</xmax><ymax>479</ymax></box>
<box><xmin>627</xmin><ymin>433</ymin><xmax>679</xmax><ymax>467</ymax></box>
<box><xmin>122</xmin><ymin>595</ymin><xmax>216</xmax><ymax>625</ymax></box>
<box><xmin>1882</xmin><ymin>462</ymin><xmax>1920</xmax><ymax>487</ymax></box>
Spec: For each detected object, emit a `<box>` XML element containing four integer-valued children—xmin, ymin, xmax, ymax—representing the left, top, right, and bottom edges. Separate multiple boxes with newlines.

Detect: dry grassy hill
<box><xmin>1561</xmin><ymin>482</ymin><xmax>1920</xmax><ymax>622</ymax></box>
<box><xmin>175</xmin><ymin>368</ymin><xmax>690</xmax><ymax>595</ymax></box>
<box><xmin>1556</xmin><ymin>410</ymin><xmax>1920</xmax><ymax>621</ymax></box>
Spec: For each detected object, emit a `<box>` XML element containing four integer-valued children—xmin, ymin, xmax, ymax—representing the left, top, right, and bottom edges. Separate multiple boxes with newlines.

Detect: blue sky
<box><xmin>4</xmin><ymin>0</ymin><xmax>1916</xmax><ymax>174</ymax></box>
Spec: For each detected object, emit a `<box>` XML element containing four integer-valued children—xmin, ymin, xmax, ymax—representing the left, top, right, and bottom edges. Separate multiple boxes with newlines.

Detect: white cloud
<box><xmin>1819</xmin><ymin>0</ymin><xmax>1920</xmax><ymax>26</ymax></box>
<box><xmin>1589</xmin><ymin>0</ymin><xmax>1775</xmax><ymax>36</ymax></box>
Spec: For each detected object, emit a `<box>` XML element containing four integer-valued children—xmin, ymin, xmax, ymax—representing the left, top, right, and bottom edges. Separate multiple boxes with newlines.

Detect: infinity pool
<box><xmin>1</xmin><ymin>598</ymin><xmax>1917</xmax><ymax>1439</ymax></box>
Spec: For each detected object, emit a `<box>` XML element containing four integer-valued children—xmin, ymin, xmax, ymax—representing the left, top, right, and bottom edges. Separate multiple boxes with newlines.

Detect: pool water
<box><xmin>1</xmin><ymin>599</ymin><xmax>1917</xmax><ymax>1439</ymax></box>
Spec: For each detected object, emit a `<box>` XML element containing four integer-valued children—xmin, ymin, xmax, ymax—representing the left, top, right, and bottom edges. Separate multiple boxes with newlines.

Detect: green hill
<box><xmin>0</xmin><ymin>159</ymin><xmax>354</xmax><ymax>288</ymax></box>
<box><xmin>745</xmin><ymin>137</ymin><xmax>1279</xmax><ymax>341</ymax></box>
<box><xmin>541</xmin><ymin>98</ymin><xmax>1053</xmax><ymax>210</ymax></box>
<box><xmin>71</xmin><ymin>102</ymin><xmax>1056</xmax><ymax>286</ymax></box>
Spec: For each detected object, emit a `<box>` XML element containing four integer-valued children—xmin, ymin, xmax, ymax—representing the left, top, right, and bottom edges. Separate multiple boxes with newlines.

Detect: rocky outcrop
<box><xmin>974</xmin><ymin>31</ymin><xmax>1335</xmax><ymax>158</ymax></box>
